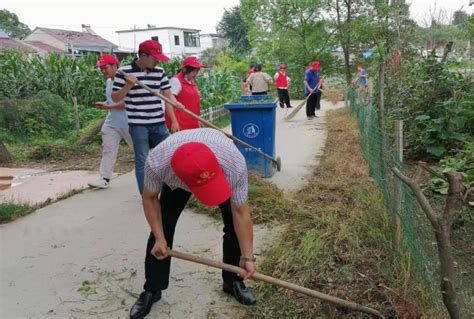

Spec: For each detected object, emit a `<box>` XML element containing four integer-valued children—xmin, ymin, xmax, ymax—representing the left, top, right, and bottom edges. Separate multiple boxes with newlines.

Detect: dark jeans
<box><xmin>143</xmin><ymin>184</ymin><xmax>241</xmax><ymax>292</ymax></box>
<box><xmin>305</xmin><ymin>91</ymin><xmax>321</xmax><ymax>117</ymax></box>
<box><xmin>277</xmin><ymin>88</ymin><xmax>291</xmax><ymax>108</ymax></box>
<box><xmin>129</xmin><ymin>123</ymin><xmax>170</xmax><ymax>194</ymax></box>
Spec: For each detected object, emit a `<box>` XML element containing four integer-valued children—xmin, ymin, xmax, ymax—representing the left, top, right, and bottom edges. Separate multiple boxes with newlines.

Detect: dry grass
<box><xmin>189</xmin><ymin>173</ymin><xmax>294</xmax><ymax>224</ymax></box>
<box><xmin>246</xmin><ymin>108</ymin><xmax>435</xmax><ymax>318</ymax></box>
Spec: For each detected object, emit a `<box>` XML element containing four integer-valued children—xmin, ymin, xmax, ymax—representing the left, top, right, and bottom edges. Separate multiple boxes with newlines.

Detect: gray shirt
<box><xmin>104</xmin><ymin>79</ymin><xmax>129</xmax><ymax>129</ymax></box>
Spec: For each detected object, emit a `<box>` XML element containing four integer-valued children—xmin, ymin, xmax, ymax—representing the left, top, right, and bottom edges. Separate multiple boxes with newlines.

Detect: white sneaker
<box><xmin>88</xmin><ymin>178</ymin><xmax>110</xmax><ymax>189</ymax></box>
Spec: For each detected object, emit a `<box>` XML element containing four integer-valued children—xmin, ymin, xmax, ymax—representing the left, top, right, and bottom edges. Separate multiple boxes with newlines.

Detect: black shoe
<box><xmin>287</xmin><ymin>105</ymin><xmax>293</xmax><ymax>108</ymax></box>
<box><xmin>223</xmin><ymin>281</ymin><xmax>257</xmax><ymax>305</ymax></box>
<box><xmin>129</xmin><ymin>291</ymin><xmax>162</xmax><ymax>319</ymax></box>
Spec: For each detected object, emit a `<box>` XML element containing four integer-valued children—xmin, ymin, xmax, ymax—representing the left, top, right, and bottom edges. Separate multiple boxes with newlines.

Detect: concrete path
<box><xmin>0</xmin><ymin>100</ymin><xmax>344</xmax><ymax>318</ymax></box>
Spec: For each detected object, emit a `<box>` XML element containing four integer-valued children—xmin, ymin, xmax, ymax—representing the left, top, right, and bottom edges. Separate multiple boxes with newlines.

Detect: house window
<box><xmin>212</xmin><ymin>38</ymin><xmax>218</xmax><ymax>47</ymax></box>
<box><xmin>151</xmin><ymin>36</ymin><xmax>159</xmax><ymax>42</ymax></box>
<box><xmin>184</xmin><ymin>32</ymin><xmax>200</xmax><ymax>47</ymax></box>
<box><xmin>174</xmin><ymin>35</ymin><xmax>180</xmax><ymax>46</ymax></box>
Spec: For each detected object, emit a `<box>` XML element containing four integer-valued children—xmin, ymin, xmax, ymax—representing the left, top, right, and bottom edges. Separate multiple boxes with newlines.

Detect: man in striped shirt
<box><xmin>112</xmin><ymin>40</ymin><xmax>182</xmax><ymax>194</ymax></box>
<box><xmin>129</xmin><ymin>128</ymin><xmax>257</xmax><ymax>319</ymax></box>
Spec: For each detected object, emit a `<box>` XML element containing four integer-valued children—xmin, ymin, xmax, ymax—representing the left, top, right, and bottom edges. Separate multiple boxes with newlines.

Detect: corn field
<box><xmin>0</xmin><ymin>50</ymin><xmax>240</xmax><ymax>141</ymax></box>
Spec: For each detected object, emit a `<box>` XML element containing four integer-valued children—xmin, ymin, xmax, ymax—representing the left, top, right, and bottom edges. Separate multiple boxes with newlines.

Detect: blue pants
<box><xmin>129</xmin><ymin>124</ymin><xmax>170</xmax><ymax>194</ymax></box>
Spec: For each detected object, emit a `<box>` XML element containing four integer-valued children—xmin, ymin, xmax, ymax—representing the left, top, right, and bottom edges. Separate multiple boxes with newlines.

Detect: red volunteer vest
<box><xmin>165</xmin><ymin>72</ymin><xmax>201</xmax><ymax>130</ymax></box>
<box><xmin>275</xmin><ymin>71</ymin><xmax>288</xmax><ymax>88</ymax></box>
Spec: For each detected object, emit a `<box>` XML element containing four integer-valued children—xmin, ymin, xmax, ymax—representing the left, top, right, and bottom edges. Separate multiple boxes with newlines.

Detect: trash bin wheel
<box><xmin>275</xmin><ymin>156</ymin><xmax>282</xmax><ymax>172</ymax></box>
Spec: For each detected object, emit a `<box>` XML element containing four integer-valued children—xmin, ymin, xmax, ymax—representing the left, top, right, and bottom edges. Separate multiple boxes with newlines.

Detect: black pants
<box><xmin>277</xmin><ymin>88</ymin><xmax>291</xmax><ymax>108</ymax></box>
<box><xmin>143</xmin><ymin>184</ymin><xmax>241</xmax><ymax>292</ymax></box>
<box><xmin>305</xmin><ymin>91</ymin><xmax>321</xmax><ymax>117</ymax></box>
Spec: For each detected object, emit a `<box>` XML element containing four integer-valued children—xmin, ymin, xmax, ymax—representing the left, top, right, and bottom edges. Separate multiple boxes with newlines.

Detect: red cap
<box><xmin>279</xmin><ymin>63</ymin><xmax>286</xmax><ymax>69</ymax></box>
<box><xmin>96</xmin><ymin>54</ymin><xmax>119</xmax><ymax>68</ymax></box>
<box><xmin>171</xmin><ymin>142</ymin><xmax>231</xmax><ymax>206</ymax></box>
<box><xmin>139</xmin><ymin>40</ymin><xmax>170</xmax><ymax>62</ymax></box>
<box><xmin>312</xmin><ymin>61</ymin><xmax>320</xmax><ymax>70</ymax></box>
<box><xmin>182</xmin><ymin>56</ymin><xmax>204</xmax><ymax>68</ymax></box>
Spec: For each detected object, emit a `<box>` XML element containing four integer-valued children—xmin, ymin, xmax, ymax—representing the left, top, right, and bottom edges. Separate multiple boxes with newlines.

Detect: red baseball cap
<box><xmin>171</xmin><ymin>142</ymin><xmax>231</xmax><ymax>206</ymax></box>
<box><xmin>96</xmin><ymin>54</ymin><xmax>119</xmax><ymax>68</ymax></box>
<box><xmin>312</xmin><ymin>61</ymin><xmax>320</xmax><ymax>70</ymax></box>
<box><xmin>139</xmin><ymin>40</ymin><xmax>170</xmax><ymax>62</ymax></box>
<box><xmin>182</xmin><ymin>56</ymin><xmax>204</xmax><ymax>68</ymax></box>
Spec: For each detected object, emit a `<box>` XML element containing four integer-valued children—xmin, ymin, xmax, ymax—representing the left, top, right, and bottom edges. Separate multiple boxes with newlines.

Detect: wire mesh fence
<box><xmin>346</xmin><ymin>89</ymin><xmax>473</xmax><ymax>317</ymax></box>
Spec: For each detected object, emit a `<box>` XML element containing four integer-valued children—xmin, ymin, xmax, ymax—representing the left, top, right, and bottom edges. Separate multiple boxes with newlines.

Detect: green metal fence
<box><xmin>345</xmin><ymin>89</ymin><xmax>473</xmax><ymax>317</ymax></box>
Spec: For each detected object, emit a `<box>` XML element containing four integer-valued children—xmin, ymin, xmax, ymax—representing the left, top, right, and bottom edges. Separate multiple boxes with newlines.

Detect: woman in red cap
<box><xmin>165</xmin><ymin>56</ymin><xmax>204</xmax><ymax>130</ymax></box>
<box><xmin>274</xmin><ymin>63</ymin><xmax>292</xmax><ymax>108</ymax></box>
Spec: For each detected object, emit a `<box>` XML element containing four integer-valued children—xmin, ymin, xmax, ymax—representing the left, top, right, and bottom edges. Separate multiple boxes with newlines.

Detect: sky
<box><xmin>1</xmin><ymin>0</ymin><xmax>471</xmax><ymax>44</ymax></box>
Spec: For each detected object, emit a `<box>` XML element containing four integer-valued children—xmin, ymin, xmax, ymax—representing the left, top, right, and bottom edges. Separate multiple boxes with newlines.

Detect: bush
<box><xmin>386</xmin><ymin>54</ymin><xmax>474</xmax><ymax>159</ymax></box>
<box><xmin>0</xmin><ymin>91</ymin><xmax>73</xmax><ymax>138</ymax></box>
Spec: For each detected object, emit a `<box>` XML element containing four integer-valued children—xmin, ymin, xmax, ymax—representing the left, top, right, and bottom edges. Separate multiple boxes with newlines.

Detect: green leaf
<box><xmin>415</xmin><ymin>115</ymin><xmax>430</xmax><ymax>121</ymax></box>
<box><xmin>426</xmin><ymin>146</ymin><xmax>446</xmax><ymax>157</ymax></box>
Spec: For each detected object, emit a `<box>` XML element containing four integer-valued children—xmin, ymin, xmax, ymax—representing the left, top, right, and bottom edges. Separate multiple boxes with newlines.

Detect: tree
<box><xmin>452</xmin><ymin>10</ymin><xmax>468</xmax><ymax>27</ymax></box>
<box><xmin>216</xmin><ymin>6</ymin><xmax>251</xmax><ymax>55</ymax></box>
<box><xmin>0</xmin><ymin>9</ymin><xmax>31</xmax><ymax>39</ymax></box>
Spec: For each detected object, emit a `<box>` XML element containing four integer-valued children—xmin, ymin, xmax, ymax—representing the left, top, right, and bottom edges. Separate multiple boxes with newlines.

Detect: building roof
<box><xmin>34</xmin><ymin>27</ymin><xmax>117</xmax><ymax>49</ymax></box>
<box><xmin>0</xmin><ymin>38</ymin><xmax>39</xmax><ymax>53</ymax></box>
<box><xmin>116</xmin><ymin>26</ymin><xmax>200</xmax><ymax>33</ymax></box>
<box><xmin>24</xmin><ymin>41</ymin><xmax>64</xmax><ymax>53</ymax></box>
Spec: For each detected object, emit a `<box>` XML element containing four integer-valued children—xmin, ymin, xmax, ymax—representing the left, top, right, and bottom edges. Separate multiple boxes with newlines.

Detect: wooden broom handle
<box><xmin>168</xmin><ymin>250</ymin><xmax>384</xmax><ymax>318</ymax></box>
<box><xmin>117</xmin><ymin>70</ymin><xmax>279</xmax><ymax>164</ymax></box>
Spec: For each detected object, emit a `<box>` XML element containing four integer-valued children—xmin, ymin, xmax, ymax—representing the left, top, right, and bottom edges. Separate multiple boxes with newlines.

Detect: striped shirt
<box><xmin>144</xmin><ymin>128</ymin><xmax>248</xmax><ymax>205</ymax></box>
<box><xmin>113</xmin><ymin>59</ymin><xmax>171</xmax><ymax>126</ymax></box>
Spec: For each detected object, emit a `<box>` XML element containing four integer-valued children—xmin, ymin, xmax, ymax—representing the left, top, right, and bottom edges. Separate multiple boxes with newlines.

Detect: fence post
<box><xmin>394</xmin><ymin>120</ymin><xmax>404</xmax><ymax>246</ymax></box>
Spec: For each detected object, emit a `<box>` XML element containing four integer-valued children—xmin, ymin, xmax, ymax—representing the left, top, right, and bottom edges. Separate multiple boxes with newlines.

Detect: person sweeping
<box><xmin>129</xmin><ymin>128</ymin><xmax>257</xmax><ymax>319</ymax></box>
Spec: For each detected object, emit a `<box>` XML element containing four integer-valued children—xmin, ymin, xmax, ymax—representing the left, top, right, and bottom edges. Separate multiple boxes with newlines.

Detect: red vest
<box><xmin>165</xmin><ymin>72</ymin><xmax>201</xmax><ymax>130</ymax></box>
<box><xmin>275</xmin><ymin>71</ymin><xmax>288</xmax><ymax>88</ymax></box>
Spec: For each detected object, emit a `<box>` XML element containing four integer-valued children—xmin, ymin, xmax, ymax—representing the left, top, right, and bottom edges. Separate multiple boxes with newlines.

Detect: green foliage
<box><xmin>0</xmin><ymin>202</ymin><xmax>34</xmax><ymax>223</ymax></box>
<box><xmin>429</xmin><ymin>141</ymin><xmax>474</xmax><ymax>194</ymax></box>
<box><xmin>0</xmin><ymin>50</ymin><xmax>103</xmax><ymax>106</ymax></box>
<box><xmin>216</xmin><ymin>5</ymin><xmax>251</xmax><ymax>54</ymax></box>
<box><xmin>386</xmin><ymin>54</ymin><xmax>473</xmax><ymax>159</ymax></box>
<box><xmin>0</xmin><ymin>9</ymin><xmax>30</xmax><ymax>39</ymax></box>
<box><xmin>0</xmin><ymin>91</ymin><xmax>74</xmax><ymax>138</ymax></box>
<box><xmin>196</xmin><ymin>69</ymin><xmax>241</xmax><ymax>109</ymax></box>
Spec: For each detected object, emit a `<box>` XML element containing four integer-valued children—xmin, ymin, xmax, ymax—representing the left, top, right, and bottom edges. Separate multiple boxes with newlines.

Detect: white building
<box><xmin>116</xmin><ymin>26</ymin><xmax>201</xmax><ymax>58</ymax></box>
<box><xmin>200</xmin><ymin>33</ymin><xmax>228</xmax><ymax>51</ymax></box>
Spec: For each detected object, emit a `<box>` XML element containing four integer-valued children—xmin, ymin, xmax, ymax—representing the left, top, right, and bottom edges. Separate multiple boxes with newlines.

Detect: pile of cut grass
<box><xmin>246</xmin><ymin>108</ymin><xmax>436</xmax><ymax>318</ymax></box>
<box><xmin>189</xmin><ymin>173</ymin><xmax>293</xmax><ymax>224</ymax></box>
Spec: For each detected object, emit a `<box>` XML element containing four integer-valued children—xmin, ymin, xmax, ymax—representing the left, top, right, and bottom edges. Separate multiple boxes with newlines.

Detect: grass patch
<box><xmin>0</xmin><ymin>202</ymin><xmax>35</xmax><ymax>223</ymax></box>
<box><xmin>246</xmin><ymin>108</ymin><xmax>435</xmax><ymax>318</ymax></box>
<box><xmin>211</xmin><ymin>114</ymin><xmax>230</xmax><ymax>129</ymax></box>
<box><xmin>188</xmin><ymin>173</ymin><xmax>293</xmax><ymax>224</ymax></box>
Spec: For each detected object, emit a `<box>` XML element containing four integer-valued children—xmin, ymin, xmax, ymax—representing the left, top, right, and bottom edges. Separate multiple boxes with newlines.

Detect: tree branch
<box><xmin>391</xmin><ymin>167</ymin><xmax>439</xmax><ymax>227</ymax></box>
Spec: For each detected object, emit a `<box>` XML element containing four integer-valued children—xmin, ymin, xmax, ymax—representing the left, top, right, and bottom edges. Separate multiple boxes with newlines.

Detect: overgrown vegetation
<box><xmin>247</xmin><ymin>109</ymin><xmax>434</xmax><ymax>318</ymax></box>
<box><xmin>0</xmin><ymin>50</ymin><xmax>241</xmax><ymax>163</ymax></box>
<box><xmin>385</xmin><ymin>55</ymin><xmax>473</xmax><ymax>160</ymax></box>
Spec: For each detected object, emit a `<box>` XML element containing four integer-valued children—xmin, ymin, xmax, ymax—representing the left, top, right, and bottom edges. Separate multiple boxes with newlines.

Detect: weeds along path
<box><xmin>247</xmin><ymin>107</ymin><xmax>435</xmax><ymax>318</ymax></box>
<box><xmin>0</xmin><ymin>100</ymin><xmax>342</xmax><ymax>318</ymax></box>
